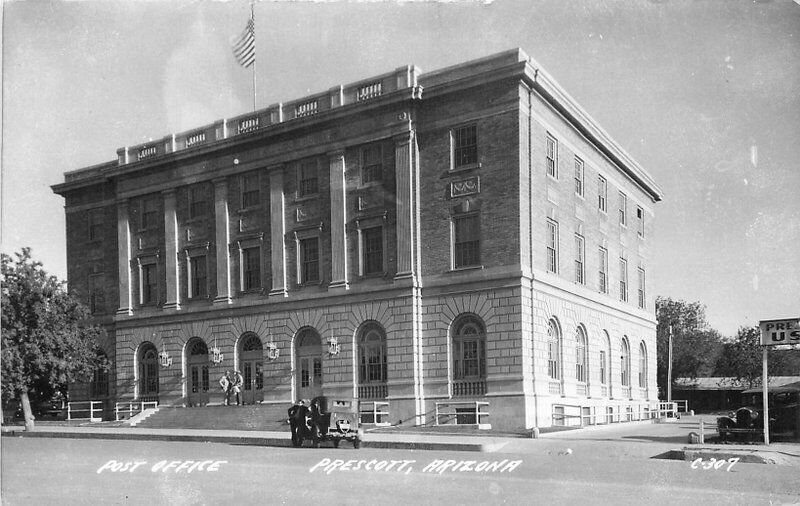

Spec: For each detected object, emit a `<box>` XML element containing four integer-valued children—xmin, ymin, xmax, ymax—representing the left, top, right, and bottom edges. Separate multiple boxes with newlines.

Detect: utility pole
<box><xmin>667</xmin><ymin>324</ymin><xmax>673</xmax><ymax>403</ymax></box>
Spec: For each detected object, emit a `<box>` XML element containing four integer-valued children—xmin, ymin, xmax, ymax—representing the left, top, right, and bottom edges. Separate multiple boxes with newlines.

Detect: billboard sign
<box><xmin>759</xmin><ymin>318</ymin><xmax>800</xmax><ymax>346</ymax></box>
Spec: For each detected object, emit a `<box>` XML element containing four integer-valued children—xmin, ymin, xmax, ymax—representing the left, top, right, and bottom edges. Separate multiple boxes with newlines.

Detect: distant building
<box><xmin>52</xmin><ymin>49</ymin><xmax>663</xmax><ymax>430</ymax></box>
<box><xmin>673</xmin><ymin>376</ymin><xmax>800</xmax><ymax>412</ymax></box>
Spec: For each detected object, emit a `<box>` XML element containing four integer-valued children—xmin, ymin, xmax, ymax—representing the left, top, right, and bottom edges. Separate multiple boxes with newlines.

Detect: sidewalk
<box><xmin>3</xmin><ymin>416</ymin><xmax>798</xmax><ymax>465</ymax></box>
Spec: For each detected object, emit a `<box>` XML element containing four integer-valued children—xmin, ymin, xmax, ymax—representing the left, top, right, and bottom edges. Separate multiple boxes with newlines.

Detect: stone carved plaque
<box><xmin>450</xmin><ymin>176</ymin><xmax>480</xmax><ymax>198</ymax></box>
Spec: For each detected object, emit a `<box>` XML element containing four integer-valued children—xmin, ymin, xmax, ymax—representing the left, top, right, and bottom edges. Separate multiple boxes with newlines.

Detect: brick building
<box><xmin>52</xmin><ymin>49</ymin><xmax>663</xmax><ymax>431</ymax></box>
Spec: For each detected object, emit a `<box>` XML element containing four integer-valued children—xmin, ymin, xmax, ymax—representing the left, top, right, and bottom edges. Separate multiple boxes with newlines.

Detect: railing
<box><xmin>674</xmin><ymin>399</ymin><xmax>689</xmax><ymax>413</ymax></box>
<box><xmin>548</xmin><ymin>381</ymin><xmax>563</xmax><ymax>395</ymax></box>
<box><xmin>115</xmin><ymin>401</ymin><xmax>158</xmax><ymax>421</ymax></box>
<box><xmin>137</xmin><ymin>145</ymin><xmax>157</xmax><ymax>161</ymax></box>
<box><xmin>621</xmin><ymin>386</ymin><xmax>632</xmax><ymax>398</ymax></box>
<box><xmin>238</xmin><ymin>117</ymin><xmax>260</xmax><ymax>134</ymax></box>
<box><xmin>435</xmin><ymin>401</ymin><xmax>490</xmax><ymax>428</ymax></box>
<box><xmin>359</xmin><ymin>401</ymin><xmax>390</xmax><ymax>426</ymax></box>
<box><xmin>185</xmin><ymin>131</ymin><xmax>206</xmax><ymax>148</ymax></box>
<box><xmin>295</xmin><ymin>100</ymin><xmax>318</xmax><ymax>118</ymax></box>
<box><xmin>67</xmin><ymin>401</ymin><xmax>104</xmax><ymax>422</ymax></box>
<box><xmin>356</xmin><ymin>81</ymin><xmax>382</xmax><ymax>101</ymax></box>
<box><xmin>576</xmin><ymin>383</ymin><xmax>587</xmax><ymax>396</ymax></box>
<box><xmin>553</xmin><ymin>402</ymin><xmax>667</xmax><ymax>427</ymax></box>
<box><xmin>358</xmin><ymin>384</ymin><xmax>388</xmax><ymax>400</ymax></box>
<box><xmin>452</xmin><ymin>379</ymin><xmax>486</xmax><ymax>397</ymax></box>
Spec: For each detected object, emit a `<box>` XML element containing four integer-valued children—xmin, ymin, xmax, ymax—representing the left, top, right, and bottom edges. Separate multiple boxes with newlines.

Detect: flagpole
<box><xmin>251</xmin><ymin>2</ymin><xmax>257</xmax><ymax>111</ymax></box>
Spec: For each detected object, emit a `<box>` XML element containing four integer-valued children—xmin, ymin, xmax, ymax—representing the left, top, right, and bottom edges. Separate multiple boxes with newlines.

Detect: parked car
<box><xmin>717</xmin><ymin>382</ymin><xmax>800</xmax><ymax>442</ymax></box>
<box><xmin>289</xmin><ymin>397</ymin><xmax>363</xmax><ymax>448</ymax></box>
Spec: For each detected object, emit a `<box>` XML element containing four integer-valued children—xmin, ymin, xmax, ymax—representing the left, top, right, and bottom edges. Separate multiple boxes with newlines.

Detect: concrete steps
<box><xmin>135</xmin><ymin>403</ymin><xmax>292</xmax><ymax>432</ymax></box>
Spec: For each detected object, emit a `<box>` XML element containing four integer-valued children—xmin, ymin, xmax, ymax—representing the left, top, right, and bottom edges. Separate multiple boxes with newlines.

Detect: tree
<box><xmin>715</xmin><ymin>326</ymin><xmax>800</xmax><ymax>388</ymax></box>
<box><xmin>1</xmin><ymin>248</ymin><xmax>106</xmax><ymax>430</ymax></box>
<box><xmin>655</xmin><ymin>296</ymin><xmax>724</xmax><ymax>398</ymax></box>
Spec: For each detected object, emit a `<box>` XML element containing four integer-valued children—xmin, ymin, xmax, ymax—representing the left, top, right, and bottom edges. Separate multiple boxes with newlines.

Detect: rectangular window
<box><xmin>574</xmin><ymin>234</ymin><xmax>585</xmax><ymax>285</ymax></box>
<box><xmin>362</xmin><ymin>227</ymin><xmax>384</xmax><ymax>275</ymax></box>
<box><xmin>241</xmin><ymin>173</ymin><xmax>260</xmax><ymax>209</ymax></box>
<box><xmin>546</xmin><ymin>219</ymin><xmax>558</xmax><ymax>273</ymax></box>
<box><xmin>576</xmin><ymin>346</ymin><xmax>586</xmax><ymax>383</ymax></box>
<box><xmin>88</xmin><ymin>209</ymin><xmax>103</xmax><ymax>241</ymax></box>
<box><xmin>361</xmin><ymin>145</ymin><xmax>383</xmax><ymax>184</ymax></box>
<box><xmin>547</xmin><ymin>339</ymin><xmax>559</xmax><ymax>379</ymax></box>
<box><xmin>574</xmin><ymin>157</ymin><xmax>584</xmax><ymax>196</ymax></box>
<box><xmin>298</xmin><ymin>160</ymin><xmax>318</xmax><ymax>197</ymax></box>
<box><xmin>141</xmin><ymin>198</ymin><xmax>158</xmax><ymax>230</ymax></box>
<box><xmin>619</xmin><ymin>192</ymin><xmax>627</xmax><ymax>226</ymax></box>
<box><xmin>638</xmin><ymin>267</ymin><xmax>646</xmax><ymax>309</ymax></box>
<box><xmin>453</xmin><ymin>214</ymin><xmax>480</xmax><ymax>268</ymax></box>
<box><xmin>599</xmin><ymin>350</ymin><xmax>607</xmax><ymax>385</ymax></box>
<box><xmin>141</xmin><ymin>263</ymin><xmax>157</xmax><ymax>305</ymax></box>
<box><xmin>242</xmin><ymin>247</ymin><xmax>261</xmax><ymax>291</ymax></box>
<box><xmin>637</xmin><ymin>206</ymin><xmax>645</xmax><ymax>238</ymax></box>
<box><xmin>452</xmin><ymin>124</ymin><xmax>477</xmax><ymax>169</ymax></box>
<box><xmin>189</xmin><ymin>185</ymin><xmax>208</xmax><ymax>219</ymax></box>
<box><xmin>546</xmin><ymin>134</ymin><xmax>558</xmax><ymax>178</ymax></box>
<box><xmin>454</xmin><ymin>339</ymin><xmax>485</xmax><ymax>379</ymax></box>
<box><xmin>190</xmin><ymin>256</ymin><xmax>207</xmax><ymax>298</ymax></box>
<box><xmin>619</xmin><ymin>258</ymin><xmax>628</xmax><ymax>302</ymax></box>
<box><xmin>88</xmin><ymin>274</ymin><xmax>104</xmax><ymax>314</ymax></box>
<box><xmin>299</xmin><ymin>237</ymin><xmax>319</xmax><ymax>283</ymax></box>
<box><xmin>598</xmin><ymin>247</ymin><xmax>608</xmax><ymax>294</ymax></box>
<box><xmin>598</xmin><ymin>176</ymin><xmax>607</xmax><ymax>212</ymax></box>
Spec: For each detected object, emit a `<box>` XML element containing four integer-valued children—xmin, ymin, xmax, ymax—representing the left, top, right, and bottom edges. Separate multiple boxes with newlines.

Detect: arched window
<box><xmin>620</xmin><ymin>337</ymin><xmax>631</xmax><ymax>387</ymax></box>
<box><xmin>547</xmin><ymin>319</ymin><xmax>561</xmax><ymax>380</ymax></box>
<box><xmin>575</xmin><ymin>326</ymin><xmax>587</xmax><ymax>383</ymax></box>
<box><xmin>186</xmin><ymin>338</ymin><xmax>209</xmax><ymax>395</ymax></box>
<box><xmin>138</xmin><ymin>342</ymin><xmax>159</xmax><ymax>400</ymax></box>
<box><xmin>189</xmin><ymin>339</ymin><xmax>209</xmax><ymax>356</ymax></box>
<box><xmin>600</xmin><ymin>330</ymin><xmax>611</xmax><ymax>397</ymax></box>
<box><xmin>358</xmin><ymin>323</ymin><xmax>387</xmax><ymax>385</ymax></box>
<box><xmin>91</xmin><ymin>350</ymin><xmax>109</xmax><ymax>398</ymax></box>
<box><xmin>297</xmin><ymin>328</ymin><xmax>321</xmax><ymax>348</ymax></box>
<box><xmin>242</xmin><ymin>333</ymin><xmax>263</xmax><ymax>352</ymax></box>
<box><xmin>638</xmin><ymin>341</ymin><xmax>647</xmax><ymax>389</ymax></box>
<box><xmin>453</xmin><ymin>316</ymin><xmax>486</xmax><ymax>380</ymax></box>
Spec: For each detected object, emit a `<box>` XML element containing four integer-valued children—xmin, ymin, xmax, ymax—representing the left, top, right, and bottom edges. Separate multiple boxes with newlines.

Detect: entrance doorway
<box><xmin>138</xmin><ymin>342</ymin><xmax>159</xmax><ymax>402</ymax></box>
<box><xmin>295</xmin><ymin>328</ymin><xmax>323</xmax><ymax>400</ymax></box>
<box><xmin>186</xmin><ymin>339</ymin><xmax>210</xmax><ymax>406</ymax></box>
<box><xmin>239</xmin><ymin>333</ymin><xmax>264</xmax><ymax>405</ymax></box>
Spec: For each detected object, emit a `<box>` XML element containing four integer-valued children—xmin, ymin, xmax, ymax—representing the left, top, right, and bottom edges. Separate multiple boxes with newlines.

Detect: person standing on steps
<box><xmin>231</xmin><ymin>370</ymin><xmax>244</xmax><ymax>405</ymax></box>
<box><xmin>219</xmin><ymin>371</ymin><xmax>232</xmax><ymax>406</ymax></box>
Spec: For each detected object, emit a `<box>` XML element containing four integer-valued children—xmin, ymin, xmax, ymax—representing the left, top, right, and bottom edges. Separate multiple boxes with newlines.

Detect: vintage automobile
<box><xmin>717</xmin><ymin>382</ymin><xmax>800</xmax><ymax>442</ymax></box>
<box><xmin>289</xmin><ymin>397</ymin><xmax>363</xmax><ymax>449</ymax></box>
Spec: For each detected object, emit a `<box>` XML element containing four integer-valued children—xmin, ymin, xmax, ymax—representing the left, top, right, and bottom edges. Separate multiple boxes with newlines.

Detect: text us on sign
<box><xmin>759</xmin><ymin>318</ymin><xmax>800</xmax><ymax>346</ymax></box>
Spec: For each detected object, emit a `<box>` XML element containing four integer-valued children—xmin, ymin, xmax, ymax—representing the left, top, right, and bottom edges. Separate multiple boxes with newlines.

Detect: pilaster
<box><xmin>162</xmin><ymin>189</ymin><xmax>180</xmax><ymax>310</ymax></box>
<box><xmin>116</xmin><ymin>199</ymin><xmax>133</xmax><ymax>316</ymax></box>
<box><xmin>328</xmin><ymin>151</ymin><xmax>348</xmax><ymax>290</ymax></box>
<box><xmin>213</xmin><ymin>178</ymin><xmax>232</xmax><ymax>305</ymax></box>
<box><xmin>269</xmin><ymin>167</ymin><xmax>288</xmax><ymax>297</ymax></box>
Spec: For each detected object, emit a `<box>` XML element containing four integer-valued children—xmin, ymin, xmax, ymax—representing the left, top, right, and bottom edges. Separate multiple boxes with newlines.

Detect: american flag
<box><xmin>232</xmin><ymin>18</ymin><xmax>255</xmax><ymax>68</ymax></box>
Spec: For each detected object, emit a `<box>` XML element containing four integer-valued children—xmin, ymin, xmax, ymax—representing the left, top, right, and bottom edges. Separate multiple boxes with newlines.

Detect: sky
<box><xmin>2</xmin><ymin>0</ymin><xmax>798</xmax><ymax>338</ymax></box>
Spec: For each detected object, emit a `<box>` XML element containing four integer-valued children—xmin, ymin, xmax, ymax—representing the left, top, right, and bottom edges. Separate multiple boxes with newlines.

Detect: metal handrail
<box><xmin>115</xmin><ymin>401</ymin><xmax>159</xmax><ymax>421</ymax></box>
<box><xmin>67</xmin><ymin>400</ymin><xmax>104</xmax><ymax>422</ymax></box>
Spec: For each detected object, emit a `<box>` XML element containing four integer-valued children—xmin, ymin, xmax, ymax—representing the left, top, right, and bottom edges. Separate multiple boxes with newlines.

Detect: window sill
<box><xmin>449</xmin><ymin>162</ymin><xmax>481</xmax><ymax>174</ymax></box>
<box><xmin>357</xmin><ymin>181</ymin><xmax>383</xmax><ymax>190</ymax></box>
<box><xmin>295</xmin><ymin>193</ymin><xmax>319</xmax><ymax>203</ymax></box>
<box><xmin>236</xmin><ymin>205</ymin><xmax>262</xmax><ymax>215</ymax></box>
<box><xmin>447</xmin><ymin>265</ymin><xmax>484</xmax><ymax>273</ymax></box>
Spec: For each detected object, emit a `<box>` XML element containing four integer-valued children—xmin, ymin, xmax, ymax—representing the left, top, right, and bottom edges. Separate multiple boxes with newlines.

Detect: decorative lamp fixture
<box><xmin>210</xmin><ymin>346</ymin><xmax>224</xmax><ymax>364</ymax></box>
<box><xmin>159</xmin><ymin>350</ymin><xmax>173</xmax><ymax>368</ymax></box>
<box><xmin>327</xmin><ymin>336</ymin><xmax>340</xmax><ymax>357</ymax></box>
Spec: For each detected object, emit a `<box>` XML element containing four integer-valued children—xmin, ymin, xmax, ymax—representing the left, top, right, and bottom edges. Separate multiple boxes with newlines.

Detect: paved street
<box><xmin>2</xmin><ymin>436</ymin><xmax>798</xmax><ymax>505</ymax></box>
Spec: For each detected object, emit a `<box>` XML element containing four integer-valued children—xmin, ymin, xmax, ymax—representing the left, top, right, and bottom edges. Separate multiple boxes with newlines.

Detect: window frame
<box><xmin>360</xmin><ymin>226</ymin><xmax>384</xmax><ymax>276</ymax></box>
<box><xmin>636</xmin><ymin>206</ymin><xmax>645</xmax><ymax>238</ymax></box>
<box><xmin>360</xmin><ymin>144</ymin><xmax>383</xmax><ymax>185</ymax></box>
<box><xmin>451</xmin><ymin>124</ymin><xmax>478</xmax><ymax>170</ymax></box>
<box><xmin>87</xmin><ymin>208</ymin><xmax>104</xmax><ymax>242</ymax></box>
<box><xmin>637</xmin><ymin>267</ymin><xmax>646</xmax><ymax>309</ymax></box>
<box><xmin>452</xmin><ymin>213</ymin><xmax>481</xmax><ymax>269</ymax></box>
<box><xmin>187</xmin><ymin>254</ymin><xmax>208</xmax><ymax>299</ymax></box>
<box><xmin>547</xmin><ymin>319</ymin><xmax>561</xmax><ymax>380</ymax></box>
<box><xmin>574</xmin><ymin>156</ymin><xmax>584</xmax><ymax>197</ymax></box>
<box><xmin>575</xmin><ymin>327</ymin><xmax>588</xmax><ymax>384</ymax></box>
<box><xmin>138</xmin><ymin>259</ymin><xmax>159</xmax><ymax>306</ymax></box>
<box><xmin>240</xmin><ymin>245</ymin><xmax>262</xmax><ymax>292</ymax></box>
<box><xmin>546</xmin><ymin>134</ymin><xmax>558</xmax><ymax>179</ymax></box>
<box><xmin>619</xmin><ymin>257</ymin><xmax>629</xmax><ymax>303</ymax></box>
<box><xmin>546</xmin><ymin>219</ymin><xmax>559</xmax><ymax>274</ymax></box>
<box><xmin>358</xmin><ymin>324</ymin><xmax>387</xmax><ymax>385</ymax></box>
<box><xmin>298</xmin><ymin>236</ymin><xmax>320</xmax><ymax>284</ymax></box>
<box><xmin>240</xmin><ymin>172</ymin><xmax>261</xmax><ymax>210</ymax></box>
<box><xmin>598</xmin><ymin>175</ymin><xmax>608</xmax><ymax>213</ymax></box>
<box><xmin>638</xmin><ymin>341</ymin><xmax>648</xmax><ymax>389</ymax></box>
<box><xmin>598</xmin><ymin>246</ymin><xmax>609</xmax><ymax>294</ymax></box>
<box><xmin>452</xmin><ymin>316</ymin><xmax>487</xmax><ymax>381</ymax></box>
<box><xmin>619</xmin><ymin>191</ymin><xmax>628</xmax><ymax>227</ymax></box>
<box><xmin>297</xmin><ymin>159</ymin><xmax>319</xmax><ymax>198</ymax></box>
<box><xmin>574</xmin><ymin>233</ymin><xmax>585</xmax><ymax>285</ymax></box>
<box><xmin>188</xmin><ymin>184</ymin><xmax>208</xmax><ymax>221</ymax></box>
<box><xmin>140</xmin><ymin>197</ymin><xmax>159</xmax><ymax>231</ymax></box>
<box><xmin>621</xmin><ymin>337</ymin><xmax>631</xmax><ymax>388</ymax></box>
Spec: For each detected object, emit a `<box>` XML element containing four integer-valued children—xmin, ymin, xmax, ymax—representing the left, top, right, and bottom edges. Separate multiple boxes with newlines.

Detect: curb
<box><xmin>0</xmin><ymin>428</ymin><xmax>487</xmax><ymax>452</ymax></box>
<box><xmin>654</xmin><ymin>447</ymin><xmax>800</xmax><ymax>466</ymax></box>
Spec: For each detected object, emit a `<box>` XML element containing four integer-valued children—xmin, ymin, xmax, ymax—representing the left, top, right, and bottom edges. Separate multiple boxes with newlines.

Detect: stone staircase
<box><xmin>134</xmin><ymin>403</ymin><xmax>292</xmax><ymax>432</ymax></box>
